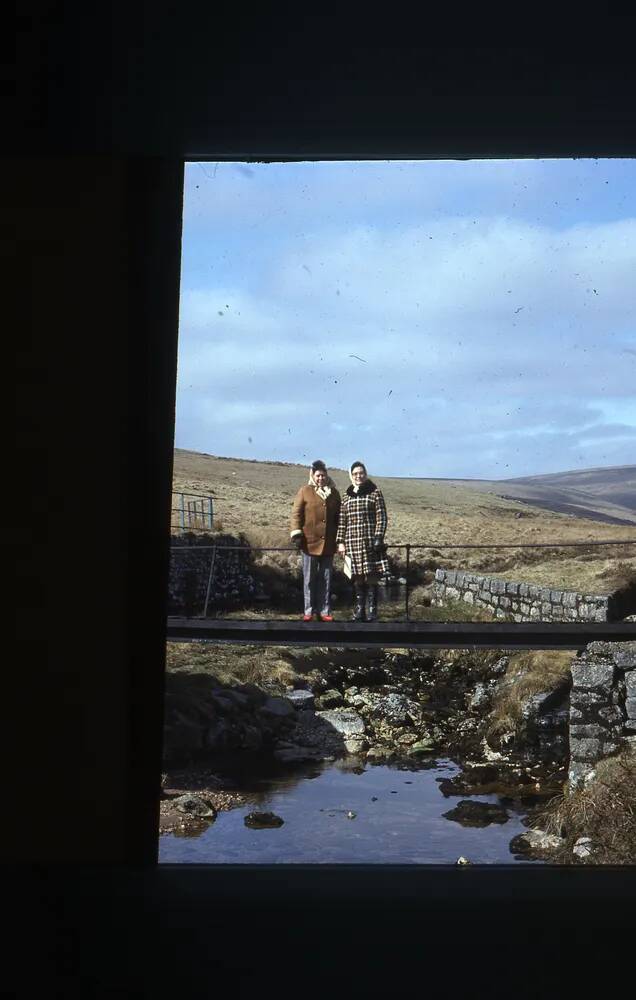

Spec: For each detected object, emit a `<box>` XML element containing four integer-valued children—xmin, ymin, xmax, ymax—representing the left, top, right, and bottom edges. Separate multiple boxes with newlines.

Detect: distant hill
<box><xmin>448</xmin><ymin>465</ymin><xmax>636</xmax><ymax>526</ymax></box>
<box><xmin>173</xmin><ymin>450</ymin><xmax>636</xmax><ymax>527</ymax></box>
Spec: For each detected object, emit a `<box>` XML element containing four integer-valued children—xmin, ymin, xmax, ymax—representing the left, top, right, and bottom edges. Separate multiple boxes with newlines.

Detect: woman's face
<box><xmin>313</xmin><ymin>469</ymin><xmax>327</xmax><ymax>487</ymax></box>
<box><xmin>351</xmin><ymin>466</ymin><xmax>367</xmax><ymax>485</ymax></box>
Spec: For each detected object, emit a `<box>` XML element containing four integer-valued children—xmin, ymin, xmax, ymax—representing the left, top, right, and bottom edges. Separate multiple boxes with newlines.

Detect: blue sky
<box><xmin>175</xmin><ymin>159</ymin><xmax>636</xmax><ymax>479</ymax></box>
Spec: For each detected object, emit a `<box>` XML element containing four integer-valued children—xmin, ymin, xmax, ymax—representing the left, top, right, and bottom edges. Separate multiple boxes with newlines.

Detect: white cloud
<box><xmin>175</xmin><ymin>164</ymin><xmax>636</xmax><ymax>477</ymax></box>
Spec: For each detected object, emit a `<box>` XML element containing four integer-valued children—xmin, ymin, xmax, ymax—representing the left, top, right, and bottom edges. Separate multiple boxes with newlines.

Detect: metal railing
<box><xmin>169</xmin><ymin>538</ymin><xmax>636</xmax><ymax>620</ymax></box>
<box><xmin>171</xmin><ymin>491</ymin><xmax>214</xmax><ymax>532</ymax></box>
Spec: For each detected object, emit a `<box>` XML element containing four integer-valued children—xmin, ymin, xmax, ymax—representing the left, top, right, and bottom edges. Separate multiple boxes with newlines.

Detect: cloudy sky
<box><xmin>175</xmin><ymin>159</ymin><xmax>636</xmax><ymax>479</ymax></box>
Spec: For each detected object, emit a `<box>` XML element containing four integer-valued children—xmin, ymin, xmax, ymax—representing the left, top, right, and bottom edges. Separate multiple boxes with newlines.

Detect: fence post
<box><xmin>208</xmin><ymin>496</ymin><xmax>214</xmax><ymax>530</ymax></box>
<box><xmin>179</xmin><ymin>493</ymin><xmax>185</xmax><ymax>531</ymax></box>
<box><xmin>203</xmin><ymin>546</ymin><xmax>218</xmax><ymax>618</ymax></box>
<box><xmin>405</xmin><ymin>544</ymin><xmax>411</xmax><ymax>621</ymax></box>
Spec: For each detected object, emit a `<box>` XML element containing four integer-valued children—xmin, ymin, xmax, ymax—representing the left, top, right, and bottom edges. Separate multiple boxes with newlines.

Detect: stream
<box><xmin>159</xmin><ymin>756</ymin><xmax>542</xmax><ymax>864</ymax></box>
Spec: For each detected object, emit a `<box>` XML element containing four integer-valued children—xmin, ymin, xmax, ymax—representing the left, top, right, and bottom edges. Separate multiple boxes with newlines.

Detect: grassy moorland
<box><xmin>172</xmin><ymin>449</ymin><xmax>636</xmax><ymax>595</ymax></box>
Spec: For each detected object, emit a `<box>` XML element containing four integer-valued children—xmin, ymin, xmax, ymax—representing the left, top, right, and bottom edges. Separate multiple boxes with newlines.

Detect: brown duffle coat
<box><xmin>290</xmin><ymin>479</ymin><xmax>341</xmax><ymax>556</ymax></box>
<box><xmin>335</xmin><ymin>480</ymin><xmax>390</xmax><ymax>577</ymax></box>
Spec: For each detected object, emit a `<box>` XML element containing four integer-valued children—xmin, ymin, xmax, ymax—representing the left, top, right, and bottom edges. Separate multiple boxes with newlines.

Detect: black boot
<box><xmin>366</xmin><ymin>584</ymin><xmax>378</xmax><ymax>622</ymax></box>
<box><xmin>352</xmin><ymin>581</ymin><xmax>366</xmax><ymax>621</ymax></box>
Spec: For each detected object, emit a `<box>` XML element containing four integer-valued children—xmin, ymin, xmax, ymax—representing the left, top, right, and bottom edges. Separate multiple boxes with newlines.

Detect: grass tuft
<box><xmin>539</xmin><ymin>750</ymin><xmax>636</xmax><ymax>863</ymax></box>
<box><xmin>487</xmin><ymin>650</ymin><xmax>574</xmax><ymax>737</ymax></box>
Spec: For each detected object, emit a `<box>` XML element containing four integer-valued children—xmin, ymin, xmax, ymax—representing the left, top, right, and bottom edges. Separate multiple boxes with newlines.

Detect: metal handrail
<box><xmin>169</xmin><ymin>537</ymin><xmax>635</xmax><ymax>620</ymax></box>
<box><xmin>170</xmin><ymin>539</ymin><xmax>635</xmax><ymax>550</ymax></box>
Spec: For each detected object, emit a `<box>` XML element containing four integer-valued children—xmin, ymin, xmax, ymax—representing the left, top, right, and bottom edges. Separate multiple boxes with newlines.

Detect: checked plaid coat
<box><xmin>336</xmin><ymin>479</ymin><xmax>390</xmax><ymax>578</ymax></box>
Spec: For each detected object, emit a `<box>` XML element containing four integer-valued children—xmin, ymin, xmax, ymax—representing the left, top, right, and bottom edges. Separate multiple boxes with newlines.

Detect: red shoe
<box><xmin>302</xmin><ymin>614</ymin><xmax>314</xmax><ymax>622</ymax></box>
<box><xmin>319</xmin><ymin>614</ymin><xmax>333</xmax><ymax>622</ymax></box>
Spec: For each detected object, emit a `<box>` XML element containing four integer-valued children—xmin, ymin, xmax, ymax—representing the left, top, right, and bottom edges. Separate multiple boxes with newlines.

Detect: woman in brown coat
<box><xmin>290</xmin><ymin>460</ymin><xmax>341</xmax><ymax>621</ymax></box>
<box><xmin>336</xmin><ymin>461</ymin><xmax>389</xmax><ymax>621</ymax></box>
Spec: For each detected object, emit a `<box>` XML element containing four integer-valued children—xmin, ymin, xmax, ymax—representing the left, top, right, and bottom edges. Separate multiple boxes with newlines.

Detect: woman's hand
<box><xmin>337</xmin><ymin>543</ymin><xmax>346</xmax><ymax>555</ymax></box>
<box><xmin>373</xmin><ymin>535</ymin><xmax>384</xmax><ymax>552</ymax></box>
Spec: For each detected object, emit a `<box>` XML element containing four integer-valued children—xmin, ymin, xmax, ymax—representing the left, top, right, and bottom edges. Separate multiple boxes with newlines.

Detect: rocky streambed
<box><xmin>160</xmin><ymin>645</ymin><xmax>572</xmax><ymax>862</ymax></box>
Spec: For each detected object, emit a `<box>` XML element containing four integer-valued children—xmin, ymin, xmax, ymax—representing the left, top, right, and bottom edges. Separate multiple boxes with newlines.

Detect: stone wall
<box><xmin>568</xmin><ymin>641</ymin><xmax>636</xmax><ymax>787</ymax></box>
<box><xmin>432</xmin><ymin>568</ymin><xmax>610</xmax><ymax>622</ymax></box>
<box><xmin>168</xmin><ymin>533</ymin><xmax>258</xmax><ymax>615</ymax></box>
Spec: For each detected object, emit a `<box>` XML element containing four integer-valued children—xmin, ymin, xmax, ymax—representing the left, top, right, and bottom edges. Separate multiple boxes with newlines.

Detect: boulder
<box><xmin>285</xmin><ymin>689</ymin><xmax>315</xmax><ymax>710</ymax></box>
<box><xmin>173</xmin><ymin>793</ymin><xmax>216</xmax><ymax>819</ymax></box>
<box><xmin>520</xmin><ymin>686</ymin><xmax>569</xmax><ymax>722</ymax></box>
<box><xmin>510</xmin><ymin>829</ymin><xmax>562</xmax><ymax>852</ymax></box>
<box><xmin>316</xmin><ymin>709</ymin><xmax>366</xmax><ymax>737</ymax></box>
<box><xmin>442</xmin><ymin>800</ymin><xmax>509</xmax><ymax>827</ymax></box>
<box><xmin>259</xmin><ymin>696</ymin><xmax>296</xmax><ymax>719</ymax></box>
<box><xmin>573</xmin><ymin>837</ymin><xmax>594</xmax><ymax>859</ymax></box>
<box><xmin>318</xmin><ymin>689</ymin><xmax>344</xmax><ymax>709</ymax></box>
<box><xmin>244</xmin><ymin>811</ymin><xmax>284</xmax><ymax>829</ymax></box>
<box><xmin>204</xmin><ymin>718</ymin><xmax>232</xmax><ymax>750</ymax></box>
<box><xmin>371</xmin><ymin>692</ymin><xmax>422</xmax><ymax>727</ymax></box>
<box><xmin>407</xmin><ymin>736</ymin><xmax>436</xmax><ymax>755</ymax></box>
<box><xmin>344</xmin><ymin>736</ymin><xmax>369</xmax><ymax>754</ymax></box>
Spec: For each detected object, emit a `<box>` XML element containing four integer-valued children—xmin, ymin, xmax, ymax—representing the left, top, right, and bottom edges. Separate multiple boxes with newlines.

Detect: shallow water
<box><xmin>159</xmin><ymin>758</ymin><xmax>542</xmax><ymax>864</ymax></box>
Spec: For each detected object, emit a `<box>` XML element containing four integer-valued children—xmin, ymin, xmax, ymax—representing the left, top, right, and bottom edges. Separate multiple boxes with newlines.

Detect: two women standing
<box><xmin>290</xmin><ymin>459</ymin><xmax>388</xmax><ymax>622</ymax></box>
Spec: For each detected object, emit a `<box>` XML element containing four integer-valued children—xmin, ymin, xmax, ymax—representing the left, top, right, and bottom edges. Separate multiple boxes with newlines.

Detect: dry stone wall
<box><xmin>568</xmin><ymin>641</ymin><xmax>636</xmax><ymax>787</ymax></box>
<box><xmin>432</xmin><ymin>568</ymin><xmax>610</xmax><ymax>622</ymax></box>
<box><xmin>168</xmin><ymin>533</ymin><xmax>258</xmax><ymax>615</ymax></box>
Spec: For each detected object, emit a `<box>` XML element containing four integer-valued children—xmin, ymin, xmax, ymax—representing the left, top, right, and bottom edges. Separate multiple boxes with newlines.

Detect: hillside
<box><xmin>172</xmin><ymin>450</ymin><xmax>636</xmax><ymax>594</ymax></box>
<box><xmin>446</xmin><ymin>465</ymin><xmax>636</xmax><ymax>526</ymax></box>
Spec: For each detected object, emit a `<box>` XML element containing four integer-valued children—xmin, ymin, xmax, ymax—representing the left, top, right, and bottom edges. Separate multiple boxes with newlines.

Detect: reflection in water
<box><xmin>159</xmin><ymin>758</ymin><xmax>542</xmax><ymax>865</ymax></box>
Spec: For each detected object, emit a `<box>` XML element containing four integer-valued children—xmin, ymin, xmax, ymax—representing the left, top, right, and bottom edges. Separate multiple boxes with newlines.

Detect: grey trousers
<box><xmin>302</xmin><ymin>553</ymin><xmax>333</xmax><ymax>616</ymax></box>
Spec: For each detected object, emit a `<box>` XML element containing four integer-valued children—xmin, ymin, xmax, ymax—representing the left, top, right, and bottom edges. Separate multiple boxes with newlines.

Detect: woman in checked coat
<box><xmin>336</xmin><ymin>461</ymin><xmax>389</xmax><ymax>621</ymax></box>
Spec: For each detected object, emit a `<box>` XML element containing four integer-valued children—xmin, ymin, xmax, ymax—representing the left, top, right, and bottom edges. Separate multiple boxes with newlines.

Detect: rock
<box><xmin>570</xmin><ymin>724</ymin><xmax>607</xmax><ymax>739</ymax></box>
<box><xmin>344</xmin><ymin>736</ymin><xmax>369</xmax><ymax>754</ymax></box>
<box><xmin>397</xmin><ymin>733</ymin><xmax>419</xmax><ymax>745</ymax></box>
<box><xmin>244</xmin><ymin>811</ymin><xmax>284</xmax><ymax>829</ymax></box>
<box><xmin>173</xmin><ymin>793</ymin><xmax>216</xmax><ymax>819</ymax></box>
<box><xmin>204</xmin><ymin>718</ymin><xmax>231</xmax><ymax>750</ymax></box>
<box><xmin>210</xmin><ymin>692</ymin><xmax>237</xmax><ymax>713</ymax></box>
<box><xmin>348</xmin><ymin>694</ymin><xmax>369</xmax><ymax>709</ymax></box>
<box><xmin>568</xmin><ymin>760</ymin><xmax>595</xmax><ymax>788</ymax></box>
<box><xmin>285</xmin><ymin>689</ymin><xmax>315</xmax><ymax>710</ymax></box>
<box><xmin>442</xmin><ymin>800</ymin><xmax>510</xmax><ymax>828</ymax></box>
<box><xmin>570</xmin><ymin>660</ymin><xmax>615</xmax><ymax>691</ymax></box>
<box><xmin>316</xmin><ymin>709</ymin><xmax>366</xmax><ymax>737</ymax></box>
<box><xmin>261</xmin><ymin>696</ymin><xmax>296</xmax><ymax>718</ymax></box>
<box><xmin>490</xmin><ymin>657</ymin><xmax>509</xmax><ymax>677</ymax></box>
<box><xmin>318</xmin><ymin>689</ymin><xmax>344</xmax><ymax>709</ymax></box>
<box><xmin>520</xmin><ymin>686</ymin><xmax>569</xmax><ymax>721</ymax></box>
<box><xmin>224</xmin><ymin>689</ymin><xmax>252</xmax><ymax>708</ymax></box>
<box><xmin>467</xmin><ymin>683</ymin><xmax>491</xmax><ymax>710</ymax></box>
<box><xmin>371</xmin><ymin>692</ymin><xmax>422</xmax><ymax>726</ymax></box>
<box><xmin>613</xmin><ymin>644</ymin><xmax>636</xmax><ymax>669</ymax></box>
<box><xmin>407</xmin><ymin>736</ymin><xmax>436</xmax><ymax>755</ymax></box>
<box><xmin>510</xmin><ymin>829</ymin><xmax>563</xmax><ymax>852</ymax></box>
<box><xmin>573</xmin><ymin>837</ymin><xmax>594</xmax><ymax>859</ymax></box>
